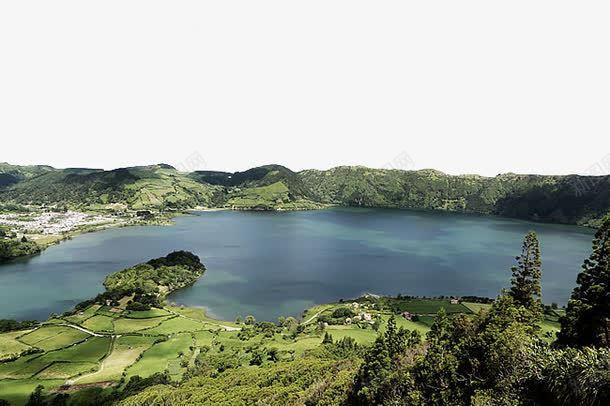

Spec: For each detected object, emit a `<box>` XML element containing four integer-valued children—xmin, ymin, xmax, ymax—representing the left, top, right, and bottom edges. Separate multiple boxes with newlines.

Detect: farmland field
<box><xmin>113</xmin><ymin>316</ymin><xmax>171</xmax><ymax>334</ymax></box>
<box><xmin>35</xmin><ymin>361</ymin><xmax>97</xmax><ymax>379</ymax></box>
<box><xmin>36</xmin><ymin>337</ymin><xmax>111</xmax><ymax>364</ymax></box>
<box><xmin>0</xmin><ymin>331</ymin><xmax>33</xmax><ymax>361</ymax></box>
<box><xmin>124</xmin><ymin>333</ymin><xmax>193</xmax><ymax>381</ymax></box>
<box><xmin>390</xmin><ymin>299</ymin><xmax>472</xmax><ymax>315</ymax></box>
<box><xmin>82</xmin><ymin>315</ymin><xmax>114</xmax><ymax>333</ymax></box>
<box><xmin>142</xmin><ymin>316</ymin><xmax>208</xmax><ymax>335</ymax></box>
<box><xmin>462</xmin><ymin>302</ymin><xmax>492</xmax><ymax>314</ymax></box>
<box><xmin>77</xmin><ymin>336</ymin><xmax>158</xmax><ymax>384</ymax></box>
<box><xmin>122</xmin><ymin>308</ymin><xmax>170</xmax><ymax>319</ymax></box>
<box><xmin>18</xmin><ymin>326</ymin><xmax>89</xmax><ymax>351</ymax></box>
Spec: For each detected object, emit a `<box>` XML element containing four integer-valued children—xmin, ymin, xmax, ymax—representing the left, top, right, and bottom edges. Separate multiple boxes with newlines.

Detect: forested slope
<box><xmin>1</xmin><ymin>163</ymin><xmax>608</xmax><ymax>225</ymax></box>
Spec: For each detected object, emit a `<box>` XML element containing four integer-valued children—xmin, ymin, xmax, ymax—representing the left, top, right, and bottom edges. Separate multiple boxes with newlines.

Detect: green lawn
<box><xmin>393</xmin><ymin>299</ymin><xmax>472</xmax><ymax>315</ymax></box>
<box><xmin>540</xmin><ymin>320</ymin><xmax>561</xmax><ymax>344</ymax></box>
<box><xmin>0</xmin><ymin>337</ymin><xmax>110</xmax><ymax>382</ymax></box>
<box><xmin>125</xmin><ymin>334</ymin><xmax>193</xmax><ymax>381</ymax></box>
<box><xmin>166</xmin><ymin>306</ymin><xmax>208</xmax><ymax>321</ymax></box>
<box><xmin>0</xmin><ymin>331</ymin><xmax>34</xmax><ymax>361</ymax></box>
<box><xmin>18</xmin><ymin>326</ymin><xmax>89</xmax><ymax>351</ymax></box>
<box><xmin>122</xmin><ymin>308</ymin><xmax>171</xmax><ymax>319</ymax></box>
<box><xmin>380</xmin><ymin>314</ymin><xmax>430</xmax><ymax>334</ymax></box>
<box><xmin>167</xmin><ymin>306</ymin><xmax>240</xmax><ymax>328</ymax></box>
<box><xmin>0</xmin><ymin>354</ymin><xmax>41</xmax><ymax>379</ymax></box>
<box><xmin>325</xmin><ymin>326</ymin><xmax>377</xmax><ymax>345</ymax></box>
<box><xmin>1</xmin><ymin>356</ymin><xmax>53</xmax><ymax>380</ymax></box>
<box><xmin>266</xmin><ymin>335</ymin><xmax>324</xmax><ymax>356</ymax></box>
<box><xmin>193</xmin><ymin>331</ymin><xmax>215</xmax><ymax>347</ymax></box>
<box><xmin>462</xmin><ymin>302</ymin><xmax>492</xmax><ymax>314</ymax></box>
<box><xmin>113</xmin><ymin>316</ymin><xmax>171</xmax><ymax>334</ymax></box>
<box><xmin>82</xmin><ymin>315</ymin><xmax>115</xmax><ymax>333</ymax></box>
<box><xmin>62</xmin><ymin>305</ymin><xmax>101</xmax><ymax>324</ymax></box>
<box><xmin>35</xmin><ymin>361</ymin><xmax>98</xmax><ymax>379</ymax></box>
<box><xmin>77</xmin><ymin>336</ymin><xmax>159</xmax><ymax>384</ymax></box>
<box><xmin>142</xmin><ymin>317</ymin><xmax>209</xmax><ymax>335</ymax></box>
<box><xmin>36</xmin><ymin>337</ymin><xmax>111</xmax><ymax>364</ymax></box>
<box><xmin>416</xmin><ymin>316</ymin><xmax>437</xmax><ymax>328</ymax></box>
<box><xmin>226</xmin><ymin>181</ymin><xmax>293</xmax><ymax>209</ymax></box>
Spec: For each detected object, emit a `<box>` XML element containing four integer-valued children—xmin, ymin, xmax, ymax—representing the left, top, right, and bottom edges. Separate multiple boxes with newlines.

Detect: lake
<box><xmin>0</xmin><ymin>208</ymin><xmax>595</xmax><ymax>322</ymax></box>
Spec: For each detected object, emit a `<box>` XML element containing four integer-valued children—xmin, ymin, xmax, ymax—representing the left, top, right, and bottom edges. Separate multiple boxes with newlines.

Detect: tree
<box><xmin>322</xmin><ymin>332</ymin><xmax>334</xmax><ymax>344</ymax></box>
<box><xmin>282</xmin><ymin>316</ymin><xmax>298</xmax><ymax>329</ymax></box>
<box><xmin>509</xmin><ymin>231</ymin><xmax>543</xmax><ymax>320</ymax></box>
<box><xmin>384</xmin><ymin>316</ymin><xmax>407</xmax><ymax>358</ymax></box>
<box><xmin>25</xmin><ymin>385</ymin><xmax>44</xmax><ymax>406</ymax></box>
<box><xmin>49</xmin><ymin>393</ymin><xmax>69</xmax><ymax>406</ymax></box>
<box><xmin>558</xmin><ymin>215</ymin><xmax>610</xmax><ymax>347</ymax></box>
<box><xmin>350</xmin><ymin>334</ymin><xmax>391</xmax><ymax>404</ymax></box>
<box><xmin>244</xmin><ymin>315</ymin><xmax>256</xmax><ymax>325</ymax></box>
<box><xmin>249</xmin><ymin>349</ymin><xmax>265</xmax><ymax>365</ymax></box>
<box><xmin>267</xmin><ymin>347</ymin><xmax>279</xmax><ymax>362</ymax></box>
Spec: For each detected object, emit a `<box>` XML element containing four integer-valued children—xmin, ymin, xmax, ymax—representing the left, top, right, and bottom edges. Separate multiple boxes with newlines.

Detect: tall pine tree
<box><xmin>558</xmin><ymin>215</ymin><xmax>610</xmax><ymax>347</ymax></box>
<box><xmin>509</xmin><ymin>231</ymin><xmax>543</xmax><ymax>320</ymax></box>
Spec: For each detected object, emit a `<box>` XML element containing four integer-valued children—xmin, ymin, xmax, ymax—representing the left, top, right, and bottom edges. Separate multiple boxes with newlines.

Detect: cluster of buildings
<box><xmin>345</xmin><ymin>302</ymin><xmax>375</xmax><ymax>325</ymax></box>
<box><xmin>0</xmin><ymin>210</ymin><xmax>119</xmax><ymax>235</ymax></box>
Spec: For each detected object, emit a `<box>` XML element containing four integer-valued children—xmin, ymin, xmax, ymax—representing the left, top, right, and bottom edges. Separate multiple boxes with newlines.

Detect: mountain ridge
<box><xmin>0</xmin><ymin>162</ymin><xmax>608</xmax><ymax>226</ymax></box>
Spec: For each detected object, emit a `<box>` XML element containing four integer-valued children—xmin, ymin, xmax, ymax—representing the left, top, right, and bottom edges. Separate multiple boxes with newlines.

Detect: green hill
<box><xmin>0</xmin><ymin>163</ymin><xmax>54</xmax><ymax>188</ymax></box>
<box><xmin>1</xmin><ymin>163</ymin><xmax>608</xmax><ymax>225</ymax></box>
<box><xmin>299</xmin><ymin>166</ymin><xmax>610</xmax><ymax>226</ymax></box>
<box><xmin>190</xmin><ymin>164</ymin><xmax>320</xmax><ymax>210</ymax></box>
<box><xmin>0</xmin><ymin>165</ymin><xmax>222</xmax><ymax>210</ymax></box>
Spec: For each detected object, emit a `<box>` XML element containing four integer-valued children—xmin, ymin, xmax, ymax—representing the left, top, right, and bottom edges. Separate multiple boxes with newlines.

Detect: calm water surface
<box><xmin>0</xmin><ymin>208</ymin><xmax>594</xmax><ymax>321</ymax></box>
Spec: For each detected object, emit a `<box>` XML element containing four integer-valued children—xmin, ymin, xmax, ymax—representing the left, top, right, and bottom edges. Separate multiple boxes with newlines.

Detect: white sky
<box><xmin>1</xmin><ymin>1</ymin><xmax>609</xmax><ymax>176</ymax></box>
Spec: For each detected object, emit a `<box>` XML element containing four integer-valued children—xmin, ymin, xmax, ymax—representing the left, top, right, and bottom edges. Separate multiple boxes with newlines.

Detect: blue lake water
<box><xmin>0</xmin><ymin>208</ymin><xmax>594</xmax><ymax>322</ymax></box>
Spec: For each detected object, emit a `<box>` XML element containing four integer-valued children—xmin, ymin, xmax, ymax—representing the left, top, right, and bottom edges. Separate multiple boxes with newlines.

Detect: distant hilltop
<box><xmin>1</xmin><ymin>162</ymin><xmax>609</xmax><ymax>227</ymax></box>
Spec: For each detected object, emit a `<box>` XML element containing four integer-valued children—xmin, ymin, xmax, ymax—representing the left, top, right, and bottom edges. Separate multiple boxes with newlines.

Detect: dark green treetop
<box><xmin>509</xmin><ymin>231</ymin><xmax>543</xmax><ymax>321</ymax></box>
<box><xmin>558</xmin><ymin>215</ymin><xmax>610</xmax><ymax>347</ymax></box>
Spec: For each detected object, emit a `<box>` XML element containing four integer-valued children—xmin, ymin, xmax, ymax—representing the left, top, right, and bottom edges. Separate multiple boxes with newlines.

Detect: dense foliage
<box><xmin>300</xmin><ymin>167</ymin><xmax>610</xmax><ymax>226</ymax></box>
<box><xmin>126</xmin><ymin>360</ymin><xmax>355</xmax><ymax>405</ymax></box>
<box><xmin>0</xmin><ymin>236</ymin><xmax>41</xmax><ymax>263</ymax></box>
<box><xmin>103</xmin><ymin>251</ymin><xmax>205</xmax><ymax>302</ymax></box>
<box><xmin>558</xmin><ymin>215</ymin><xmax>610</xmax><ymax>347</ymax></box>
<box><xmin>0</xmin><ymin>319</ymin><xmax>38</xmax><ymax>333</ymax></box>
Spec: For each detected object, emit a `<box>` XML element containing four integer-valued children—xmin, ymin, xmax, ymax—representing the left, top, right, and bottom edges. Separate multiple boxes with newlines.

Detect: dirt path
<box><xmin>57</xmin><ymin>323</ymin><xmax>104</xmax><ymax>337</ymax></box>
<box><xmin>302</xmin><ymin>310</ymin><xmax>323</xmax><ymax>325</ymax></box>
<box><xmin>68</xmin><ymin>336</ymin><xmax>115</xmax><ymax>385</ymax></box>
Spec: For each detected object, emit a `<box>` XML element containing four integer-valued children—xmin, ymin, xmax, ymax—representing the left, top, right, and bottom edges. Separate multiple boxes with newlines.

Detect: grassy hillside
<box><xmin>191</xmin><ymin>164</ymin><xmax>321</xmax><ymax>210</ymax></box>
<box><xmin>0</xmin><ymin>165</ymin><xmax>222</xmax><ymax>210</ymax></box>
<box><xmin>1</xmin><ymin>163</ymin><xmax>608</xmax><ymax>224</ymax></box>
<box><xmin>0</xmin><ymin>163</ymin><xmax>54</xmax><ymax>188</ymax></box>
<box><xmin>299</xmin><ymin>166</ymin><xmax>610</xmax><ymax>226</ymax></box>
